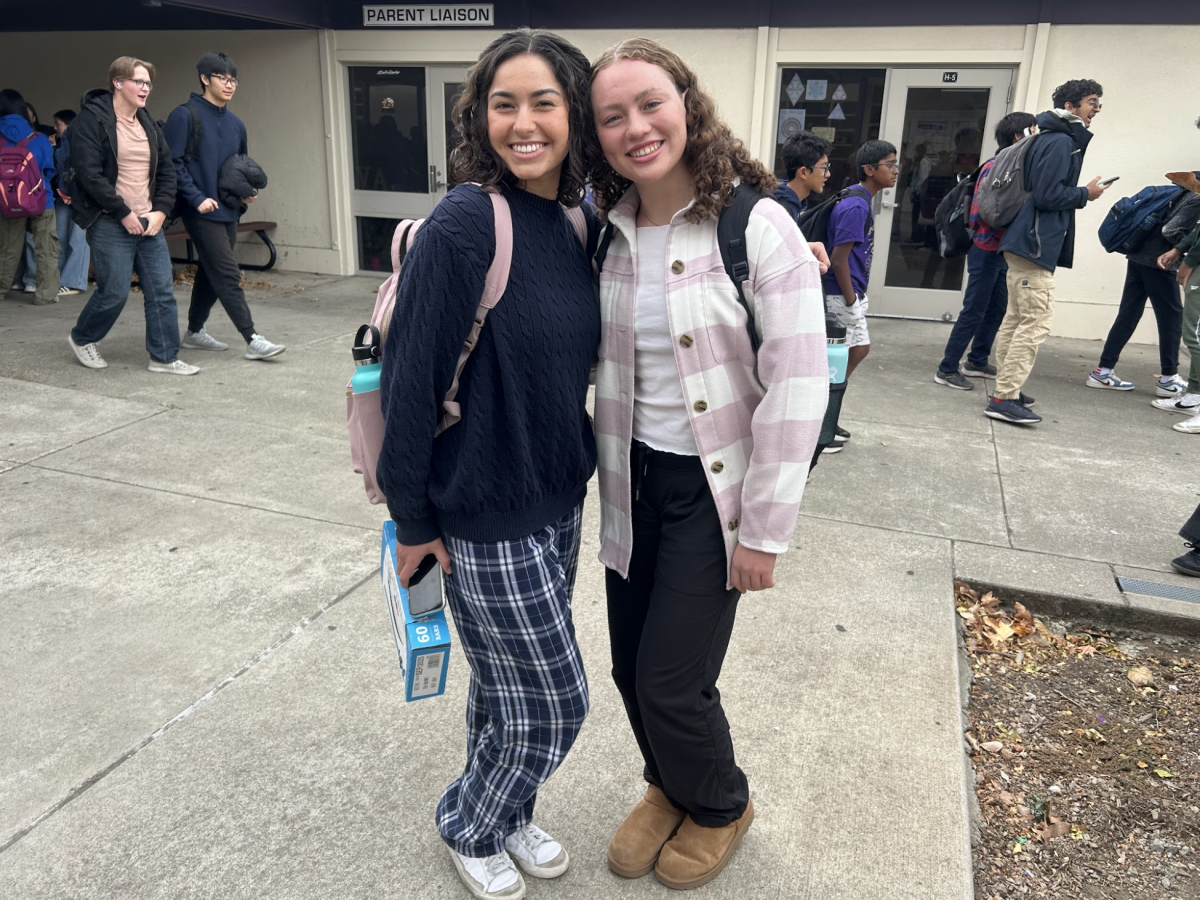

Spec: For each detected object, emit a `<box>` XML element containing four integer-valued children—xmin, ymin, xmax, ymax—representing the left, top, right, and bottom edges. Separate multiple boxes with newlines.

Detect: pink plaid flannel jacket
<box><xmin>594</xmin><ymin>186</ymin><xmax>829</xmax><ymax>586</ymax></box>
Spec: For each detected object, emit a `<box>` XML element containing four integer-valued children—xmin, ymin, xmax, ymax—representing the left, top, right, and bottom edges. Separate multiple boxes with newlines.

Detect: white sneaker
<box><xmin>448</xmin><ymin>847</ymin><xmax>525</xmax><ymax>900</ymax></box>
<box><xmin>244</xmin><ymin>333</ymin><xmax>285</xmax><ymax>360</ymax></box>
<box><xmin>57</xmin><ymin>286</ymin><xmax>82</xmax><ymax>298</ymax></box>
<box><xmin>182</xmin><ymin>328</ymin><xmax>229</xmax><ymax>351</ymax></box>
<box><xmin>1158</xmin><ymin>374</ymin><xmax>1189</xmax><ymax>397</ymax></box>
<box><xmin>68</xmin><ymin>335</ymin><xmax>107</xmax><ymax>369</ymax></box>
<box><xmin>22</xmin><ymin>283</ymin><xmax>36</xmax><ymax>293</ymax></box>
<box><xmin>148</xmin><ymin>359</ymin><xmax>200</xmax><ymax>376</ymax></box>
<box><xmin>1152</xmin><ymin>393</ymin><xmax>1200</xmax><ymax>415</ymax></box>
<box><xmin>503</xmin><ymin>824</ymin><xmax>569</xmax><ymax>879</ymax></box>
<box><xmin>1174</xmin><ymin>412</ymin><xmax>1200</xmax><ymax>434</ymax></box>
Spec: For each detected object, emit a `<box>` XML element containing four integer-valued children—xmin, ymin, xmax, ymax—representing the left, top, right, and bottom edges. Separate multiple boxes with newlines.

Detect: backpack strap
<box><xmin>182</xmin><ymin>103</ymin><xmax>203</xmax><ymax>163</ymax></box>
<box><xmin>438</xmin><ymin>190</ymin><xmax>513</xmax><ymax>435</ymax></box>
<box><xmin>717</xmin><ymin>183</ymin><xmax>766</xmax><ymax>358</ymax></box>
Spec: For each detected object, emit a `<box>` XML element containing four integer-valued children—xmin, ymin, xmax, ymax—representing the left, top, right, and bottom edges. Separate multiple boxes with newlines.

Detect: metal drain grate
<box><xmin>1117</xmin><ymin>577</ymin><xmax>1200</xmax><ymax>605</ymax></box>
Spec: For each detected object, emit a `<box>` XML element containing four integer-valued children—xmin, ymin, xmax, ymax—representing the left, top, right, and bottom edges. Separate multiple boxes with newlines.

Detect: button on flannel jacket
<box><xmin>594</xmin><ymin>185</ymin><xmax>829</xmax><ymax>587</ymax></box>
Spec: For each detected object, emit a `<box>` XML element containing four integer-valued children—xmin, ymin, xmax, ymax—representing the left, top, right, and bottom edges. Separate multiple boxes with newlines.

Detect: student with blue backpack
<box><xmin>0</xmin><ymin>88</ymin><xmax>60</xmax><ymax>306</ymax></box>
<box><xmin>1086</xmin><ymin>182</ymin><xmax>1199</xmax><ymax>396</ymax></box>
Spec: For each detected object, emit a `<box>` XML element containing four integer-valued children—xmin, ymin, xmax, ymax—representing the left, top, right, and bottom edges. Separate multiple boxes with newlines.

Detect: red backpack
<box><xmin>0</xmin><ymin>134</ymin><xmax>47</xmax><ymax>219</ymax></box>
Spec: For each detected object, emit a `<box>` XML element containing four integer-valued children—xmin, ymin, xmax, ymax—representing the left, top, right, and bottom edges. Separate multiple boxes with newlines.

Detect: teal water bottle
<box><xmin>351</xmin><ymin>324</ymin><xmax>382</xmax><ymax>393</ymax></box>
<box><xmin>826</xmin><ymin>317</ymin><xmax>848</xmax><ymax>385</ymax></box>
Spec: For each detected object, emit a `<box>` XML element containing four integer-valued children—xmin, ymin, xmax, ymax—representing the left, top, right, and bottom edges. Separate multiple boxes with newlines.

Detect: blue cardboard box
<box><xmin>381</xmin><ymin>521</ymin><xmax>451</xmax><ymax>701</ymax></box>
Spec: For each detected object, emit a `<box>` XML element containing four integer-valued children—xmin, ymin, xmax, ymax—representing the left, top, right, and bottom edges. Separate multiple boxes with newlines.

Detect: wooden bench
<box><xmin>165</xmin><ymin>220</ymin><xmax>278</xmax><ymax>271</ymax></box>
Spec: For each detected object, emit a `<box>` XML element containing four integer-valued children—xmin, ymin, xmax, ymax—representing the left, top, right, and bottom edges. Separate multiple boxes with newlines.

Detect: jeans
<box><xmin>72</xmin><ymin>215</ymin><xmax>181</xmax><ymax>363</ymax></box>
<box><xmin>938</xmin><ymin>244</ymin><xmax>1008</xmax><ymax>374</ymax></box>
<box><xmin>184</xmin><ymin>217</ymin><xmax>256</xmax><ymax>341</ymax></box>
<box><xmin>1097</xmin><ymin>260</ymin><xmax>1182</xmax><ymax>376</ymax></box>
<box><xmin>1182</xmin><ymin>501</ymin><xmax>1200</xmax><ymax>546</ymax></box>
<box><xmin>605</xmin><ymin>443</ymin><xmax>748</xmax><ymax>828</ymax></box>
<box><xmin>0</xmin><ymin>210</ymin><xmax>60</xmax><ymax>303</ymax></box>
<box><xmin>56</xmin><ymin>203</ymin><xmax>91</xmax><ymax>291</ymax></box>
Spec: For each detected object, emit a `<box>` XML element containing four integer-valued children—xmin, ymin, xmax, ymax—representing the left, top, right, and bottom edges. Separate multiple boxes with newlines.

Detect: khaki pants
<box><xmin>994</xmin><ymin>253</ymin><xmax>1054</xmax><ymax>400</ymax></box>
<box><xmin>0</xmin><ymin>208</ymin><xmax>60</xmax><ymax>304</ymax></box>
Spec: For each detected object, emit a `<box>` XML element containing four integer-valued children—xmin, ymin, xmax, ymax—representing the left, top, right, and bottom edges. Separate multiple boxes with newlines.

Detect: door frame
<box><xmin>342</xmin><ymin>62</ymin><xmax>467</xmax><ymax>274</ymax></box>
<box><xmin>868</xmin><ymin>67</ymin><xmax>1015</xmax><ymax>319</ymax></box>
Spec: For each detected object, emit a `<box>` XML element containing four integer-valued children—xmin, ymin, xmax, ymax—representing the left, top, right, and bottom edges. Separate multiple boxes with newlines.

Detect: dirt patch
<box><xmin>958</xmin><ymin>582</ymin><xmax>1200</xmax><ymax>899</ymax></box>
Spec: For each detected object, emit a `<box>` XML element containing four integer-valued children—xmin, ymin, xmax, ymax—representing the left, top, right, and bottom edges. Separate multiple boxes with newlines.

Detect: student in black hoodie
<box><xmin>164</xmin><ymin>52</ymin><xmax>284</xmax><ymax>361</ymax></box>
<box><xmin>67</xmin><ymin>57</ymin><xmax>198</xmax><ymax>375</ymax></box>
<box><xmin>986</xmin><ymin>79</ymin><xmax>1111</xmax><ymax>425</ymax></box>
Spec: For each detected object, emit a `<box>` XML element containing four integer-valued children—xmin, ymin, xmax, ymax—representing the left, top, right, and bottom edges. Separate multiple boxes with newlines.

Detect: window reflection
<box><xmin>350</xmin><ymin>67</ymin><xmax>428</xmax><ymax>194</ymax></box>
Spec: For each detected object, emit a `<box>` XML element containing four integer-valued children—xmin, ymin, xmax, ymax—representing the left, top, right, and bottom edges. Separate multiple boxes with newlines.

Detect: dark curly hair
<box><xmin>447</xmin><ymin>29</ymin><xmax>593</xmax><ymax>207</ymax></box>
<box><xmin>1052</xmin><ymin>79</ymin><xmax>1102</xmax><ymax>110</ymax></box>
<box><xmin>588</xmin><ymin>38</ymin><xmax>776</xmax><ymax>224</ymax></box>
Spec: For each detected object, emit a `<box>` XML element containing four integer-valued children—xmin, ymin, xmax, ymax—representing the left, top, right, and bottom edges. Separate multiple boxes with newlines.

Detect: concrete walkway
<box><xmin>0</xmin><ymin>275</ymin><xmax>1194</xmax><ymax>900</ymax></box>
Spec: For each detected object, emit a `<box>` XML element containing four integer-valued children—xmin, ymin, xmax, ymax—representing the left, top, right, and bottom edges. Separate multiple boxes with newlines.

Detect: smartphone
<box><xmin>138</xmin><ymin>216</ymin><xmax>150</xmax><ymax>231</ymax></box>
<box><xmin>406</xmin><ymin>554</ymin><xmax>444</xmax><ymax>615</ymax></box>
<box><xmin>1099</xmin><ymin>176</ymin><xmax>1120</xmax><ymax>187</ymax></box>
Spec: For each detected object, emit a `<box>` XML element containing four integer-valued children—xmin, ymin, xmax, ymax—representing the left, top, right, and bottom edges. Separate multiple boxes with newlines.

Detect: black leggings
<box><xmin>1098</xmin><ymin>261</ymin><xmax>1182</xmax><ymax>376</ymax></box>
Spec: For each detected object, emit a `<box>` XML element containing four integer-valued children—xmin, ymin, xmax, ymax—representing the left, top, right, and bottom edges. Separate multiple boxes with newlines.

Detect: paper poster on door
<box><xmin>777</xmin><ymin>110</ymin><xmax>807</xmax><ymax>143</ymax></box>
<box><xmin>805</xmin><ymin>80</ymin><xmax>827</xmax><ymax>102</ymax></box>
<box><xmin>785</xmin><ymin>73</ymin><xmax>805</xmax><ymax>106</ymax></box>
<box><xmin>813</xmin><ymin>127</ymin><xmax>836</xmax><ymax>141</ymax></box>
<box><xmin>832</xmin><ymin>84</ymin><xmax>847</xmax><ymax>101</ymax></box>
<box><xmin>828</xmin><ymin>103</ymin><xmax>846</xmax><ymax>121</ymax></box>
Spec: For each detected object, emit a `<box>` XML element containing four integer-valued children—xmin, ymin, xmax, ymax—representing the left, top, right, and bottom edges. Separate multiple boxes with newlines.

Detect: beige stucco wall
<box><xmin>0</xmin><ymin>30</ymin><xmax>338</xmax><ymax>273</ymax></box>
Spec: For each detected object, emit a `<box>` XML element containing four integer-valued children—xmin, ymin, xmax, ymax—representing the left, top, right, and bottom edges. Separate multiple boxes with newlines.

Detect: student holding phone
<box><xmin>375</xmin><ymin>29</ymin><xmax>600</xmax><ymax>900</ymax></box>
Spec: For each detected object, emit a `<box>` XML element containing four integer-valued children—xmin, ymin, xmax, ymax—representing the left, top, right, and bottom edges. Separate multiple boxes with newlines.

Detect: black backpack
<box><xmin>162</xmin><ymin>104</ymin><xmax>204</xmax><ymax>223</ymax></box>
<box><xmin>933</xmin><ymin>164</ymin><xmax>984</xmax><ymax>260</ymax></box>
<box><xmin>795</xmin><ymin>184</ymin><xmax>871</xmax><ymax>248</ymax></box>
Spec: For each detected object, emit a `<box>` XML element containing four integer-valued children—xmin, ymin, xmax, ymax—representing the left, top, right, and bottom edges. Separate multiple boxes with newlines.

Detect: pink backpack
<box><xmin>347</xmin><ymin>188</ymin><xmax>588</xmax><ymax>504</ymax></box>
<box><xmin>0</xmin><ymin>134</ymin><xmax>47</xmax><ymax>219</ymax></box>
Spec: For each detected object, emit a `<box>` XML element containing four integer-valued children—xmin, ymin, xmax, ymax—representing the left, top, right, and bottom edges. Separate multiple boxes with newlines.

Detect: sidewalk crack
<box><xmin>0</xmin><ymin>568</ymin><xmax>376</xmax><ymax>856</ymax></box>
<box><xmin>988</xmin><ymin>419</ymin><xmax>1015</xmax><ymax>549</ymax></box>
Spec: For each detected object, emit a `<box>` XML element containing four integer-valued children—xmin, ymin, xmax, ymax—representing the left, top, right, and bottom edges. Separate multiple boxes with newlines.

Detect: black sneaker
<box><xmin>1019</xmin><ymin>392</ymin><xmax>1036</xmax><ymax>407</ymax></box>
<box><xmin>834</xmin><ymin>426</ymin><xmax>850</xmax><ymax>444</ymax></box>
<box><xmin>821</xmin><ymin>442</ymin><xmax>844</xmax><ymax>455</ymax></box>
<box><xmin>1172</xmin><ymin>546</ymin><xmax>1200</xmax><ymax>577</ymax></box>
<box><xmin>984</xmin><ymin>397</ymin><xmax>1042</xmax><ymax>425</ymax></box>
<box><xmin>934</xmin><ymin>369</ymin><xmax>974</xmax><ymax>390</ymax></box>
<box><xmin>962</xmin><ymin>362</ymin><xmax>997</xmax><ymax>378</ymax></box>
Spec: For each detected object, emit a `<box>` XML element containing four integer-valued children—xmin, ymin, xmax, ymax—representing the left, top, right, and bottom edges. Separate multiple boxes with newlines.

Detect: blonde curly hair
<box><xmin>588</xmin><ymin>38</ymin><xmax>776</xmax><ymax>224</ymax></box>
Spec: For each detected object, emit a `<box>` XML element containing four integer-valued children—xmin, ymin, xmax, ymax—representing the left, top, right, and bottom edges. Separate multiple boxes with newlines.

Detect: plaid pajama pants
<box><xmin>436</xmin><ymin>503</ymin><xmax>590</xmax><ymax>858</ymax></box>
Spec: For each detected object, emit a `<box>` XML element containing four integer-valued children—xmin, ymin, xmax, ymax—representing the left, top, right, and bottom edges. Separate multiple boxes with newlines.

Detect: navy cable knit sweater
<box><xmin>377</xmin><ymin>183</ymin><xmax>600</xmax><ymax>545</ymax></box>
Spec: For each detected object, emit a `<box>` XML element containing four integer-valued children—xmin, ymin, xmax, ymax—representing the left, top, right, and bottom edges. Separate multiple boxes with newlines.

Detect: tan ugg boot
<box><xmin>607</xmin><ymin>785</ymin><xmax>687</xmax><ymax>878</ymax></box>
<box><xmin>654</xmin><ymin>799</ymin><xmax>755</xmax><ymax>890</ymax></box>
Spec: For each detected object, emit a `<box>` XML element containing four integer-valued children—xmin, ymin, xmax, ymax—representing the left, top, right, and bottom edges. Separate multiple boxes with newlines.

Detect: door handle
<box><xmin>881</xmin><ymin>200</ymin><xmax>894</xmax><ymax>209</ymax></box>
<box><xmin>429</xmin><ymin>165</ymin><xmax>446</xmax><ymax>192</ymax></box>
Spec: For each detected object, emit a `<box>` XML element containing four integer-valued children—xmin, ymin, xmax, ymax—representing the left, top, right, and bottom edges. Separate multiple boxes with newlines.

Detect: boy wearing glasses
<box><xmin>164</xmin><ymin>52</ymin><xmax>284</xmax><ymax>361</ymax></box>
<box><xmin>986</xmin><ymin>79</ymin><xmax>1110</xmax><ymax>425</ymax></box>
<box><xmin>774</xmin><ymin>130</ymin><xmax>833</xmax><ymax>222</ymax></box>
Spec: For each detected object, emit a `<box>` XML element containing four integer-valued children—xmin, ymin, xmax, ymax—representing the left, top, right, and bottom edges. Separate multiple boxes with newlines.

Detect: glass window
<box><xmin>357</xmin><ymin>216</ymin><xmax>401</xmax><ymax>273</ymax></box>
<box><xmin>883</xmin><ymin>87</ymin><xmax>990</xmax><ymax>290</ymax></box>
<box><xmin>774</xmin><ymin>68</ymin><xmax>885</xmax><ymax>192</ymax></box>
<box><xmin>349</xmin><ymin>66</ymin><xmax>428</xmax><ymax>194</ymax></box>
<box><xmin>444</xmin><ymin>82</ymin><xmax>464</xmax><ymax>184</ymax></box>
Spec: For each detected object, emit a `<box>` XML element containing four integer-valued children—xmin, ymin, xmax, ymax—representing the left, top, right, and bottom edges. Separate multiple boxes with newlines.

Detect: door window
<box><xmin>774</xmin><ymin>68</ymin><xmax>885</xmax><ymax>193</ymax></box>
<box><xmin>349</xmin><ymin>66</ymin><xmax>428</xmax><ymax>194</ymax></box>
<box><xmin>883</xmin><ymin>87</ymin><xmax>990</xmax><ymax>291</ymax></box>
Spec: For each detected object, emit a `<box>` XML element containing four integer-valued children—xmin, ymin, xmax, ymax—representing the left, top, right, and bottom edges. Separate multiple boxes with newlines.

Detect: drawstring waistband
<box><xmin>631</xmin><ymin>440</ymin><xmax>701</xmax><ymax>501</ymax></box>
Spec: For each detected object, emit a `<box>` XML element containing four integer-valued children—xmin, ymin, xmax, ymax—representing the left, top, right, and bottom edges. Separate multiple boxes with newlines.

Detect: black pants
<box><xmin>605</xmin><ymin>442</ymin><xmax>748</xmax><ymax>828</ymax></box>
<box><xmin>1098</xmin><ymin>261</ymin><xmax>1182</xmax><ymax>375</ymax></box>
<box><xmin>184</xmin><ymin>218</ymin><xmax>256</xmax><ymax>341</ymax></box>
<box><xmin>1181</xmin><ymin>502</ymin><xmax>1200</xmax><ymax>545</ymax></box>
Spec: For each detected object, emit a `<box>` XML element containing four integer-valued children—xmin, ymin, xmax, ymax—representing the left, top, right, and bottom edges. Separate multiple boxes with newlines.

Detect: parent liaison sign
<box><xmin>363</xmin><ymin>4</ymin><xmax>494</xmax><ymax>25</ymax></box>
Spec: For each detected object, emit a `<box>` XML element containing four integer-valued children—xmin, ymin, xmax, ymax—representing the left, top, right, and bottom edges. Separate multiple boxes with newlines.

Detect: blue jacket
<box><xmin>998</xmin><ymin>110</ymin><xmax>1092</xmax><ymax>272</ymax></box>
<box><xmin>0</xmin><ymin>114</ymin><xmax>55</xmax><ymax>210</ymax></box>
<box><xmin>163</xmin><ymin>94</ymin><xmax>247</xmax><ymax>223</ymax></box>
<box><xmin>772</xmin><ymin>183</ymin><xmax>808</xmax><ymax>224</ymax></box>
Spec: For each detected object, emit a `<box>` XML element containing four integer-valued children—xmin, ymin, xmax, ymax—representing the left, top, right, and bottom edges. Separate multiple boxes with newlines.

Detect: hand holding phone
<box><xmin>1098</xmin><ymin>176</ymin><xmax>1120</xmax><ymax>187</ymax></box>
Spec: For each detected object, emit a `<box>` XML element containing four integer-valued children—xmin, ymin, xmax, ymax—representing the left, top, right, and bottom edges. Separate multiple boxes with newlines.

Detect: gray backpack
<box><xmin>976</xmin><ymin>133</ymin><xmax>1040</xmax><ymax>229</ymax></box>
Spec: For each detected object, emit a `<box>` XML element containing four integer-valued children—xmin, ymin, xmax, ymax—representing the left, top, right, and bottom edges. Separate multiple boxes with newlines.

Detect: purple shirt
<box><xmin>820</xmin><ymin>185</ymin><xmax>874</xmax><ymax>297</ymax></box>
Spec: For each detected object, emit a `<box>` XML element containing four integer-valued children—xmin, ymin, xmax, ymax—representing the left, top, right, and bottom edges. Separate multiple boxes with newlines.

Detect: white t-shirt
<box><xmin>632</xmin><ymin>225</ymin><xmax>699</xmax><ymax>456</ymax></box>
